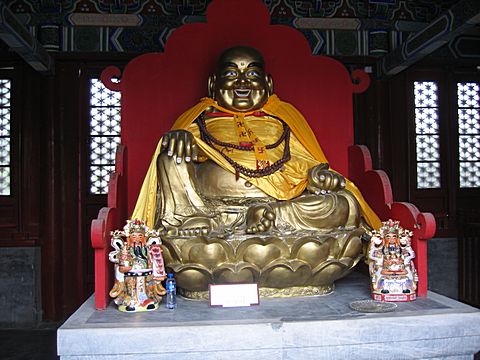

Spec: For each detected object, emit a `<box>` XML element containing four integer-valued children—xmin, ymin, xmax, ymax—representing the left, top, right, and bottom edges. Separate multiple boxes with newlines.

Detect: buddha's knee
<box><xmin>336</xmin><ymin>190</ymin><xmax>361</xmax><ymax>227</ymax></box>
<box><xmin>307</xmin><ymin>192</ymin><xmax>357</xmax><ymax>228</ymax></box>
<box><xmin>274</xmin><ymin>192</ymin><xmax>360</xmax><ymax>230</ymax></box>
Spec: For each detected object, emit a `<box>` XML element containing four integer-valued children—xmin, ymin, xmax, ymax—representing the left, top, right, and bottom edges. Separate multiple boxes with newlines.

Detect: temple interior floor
<box><xmin>0</xmin><ymin>238</ymin><xmax>475</xmax><ymax>359</ymax></box>
<box><xmin>57</xmin><ymin>271</ymin><xmax>480</xmax><ymax>359</ymax></box>
<box><xmin>0</xmin><ymin>322</ymin><xmax>59</xmax><ymax>360</ymax></box>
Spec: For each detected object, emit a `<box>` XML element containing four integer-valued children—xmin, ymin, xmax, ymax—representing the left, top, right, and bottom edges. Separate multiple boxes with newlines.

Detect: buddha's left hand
<box><xmin>307</xmin><ymin>163</ymin><xmax>346</xmax><ymax>194</ymax></box>
<box><xmin>160</xmin><ymin>129</ymin><xmax>196</xmax><ymax>164</ymax></box>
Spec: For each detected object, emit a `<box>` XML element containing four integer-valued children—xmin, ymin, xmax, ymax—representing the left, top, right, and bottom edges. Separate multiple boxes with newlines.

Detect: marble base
<box><xmin>58</xmin><ymin>273</ymin><xmax>480</xmax><ymax>360</ymax></box>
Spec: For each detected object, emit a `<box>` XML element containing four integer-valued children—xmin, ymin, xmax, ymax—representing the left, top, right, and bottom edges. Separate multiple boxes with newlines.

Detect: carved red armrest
<box><xmin>90</xmin><ymin>145</ymin><xmax>127</xmax><ymax>310</ymax></box>
<box><xmin>349</xmin><ymin>145</ymin><xmax>436</xmax><ymax>296</ymax></box>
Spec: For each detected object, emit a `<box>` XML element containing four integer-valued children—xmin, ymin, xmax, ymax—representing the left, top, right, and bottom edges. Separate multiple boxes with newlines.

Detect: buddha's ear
<box><xmin>266</xmin><ymin>74</ymin><xmax>274</xmax><ymax>96</ymax></box>
<box><xmin>208</xmin><ymin>74</ymin><xmax>216</xmax><ymax>99</ymax></box>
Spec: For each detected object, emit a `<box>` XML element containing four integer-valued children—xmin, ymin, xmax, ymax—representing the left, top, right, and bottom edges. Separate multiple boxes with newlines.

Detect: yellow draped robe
<box><xmin>131</xmin><ymin>94</ymin><xmax>381</xmax><ymax>230</ymax></box>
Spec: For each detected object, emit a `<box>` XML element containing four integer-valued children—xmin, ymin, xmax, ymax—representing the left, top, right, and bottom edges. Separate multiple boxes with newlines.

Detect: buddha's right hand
<box><xmin>307</xmin><ymin>163</ymin><xmax>346</xmax><ymax>193</ymax></box>
<box><xmin>160</xmin><ymin>130</ymin><xmax>196</xmax><ymax>164</ymax></box>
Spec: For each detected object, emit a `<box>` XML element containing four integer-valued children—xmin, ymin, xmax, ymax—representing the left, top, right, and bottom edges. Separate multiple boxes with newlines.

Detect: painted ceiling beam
<box><xmin>0</xmin><ymin>2</ymin><xmax>54</xmax><ymax>75</ymax></box>
<box><xmin>376</xmin><ymin>0</ymin><xmax>480</xmax><ymax>78</ymax></box>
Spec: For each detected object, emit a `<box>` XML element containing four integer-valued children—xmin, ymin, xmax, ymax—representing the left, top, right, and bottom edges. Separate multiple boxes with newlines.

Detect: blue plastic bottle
<box><xmin>165</xmin><ymin>273</ymin><xmax>177</xmax><ymax>309</ymax></box>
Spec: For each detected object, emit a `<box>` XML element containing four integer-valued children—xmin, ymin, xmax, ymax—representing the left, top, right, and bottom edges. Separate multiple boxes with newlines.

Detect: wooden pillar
<box><xmin>41</xmin><ymin>62</ymin><xmax>86</xmax><ymax>320</ymax></box>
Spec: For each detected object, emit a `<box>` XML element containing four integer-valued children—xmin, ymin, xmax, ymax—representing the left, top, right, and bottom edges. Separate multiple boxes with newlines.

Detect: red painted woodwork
<box><xmin>91</xmin><ymin>0</ymin><xmax>436</xmax><ymax>309</ymax></box>
<box><xmin>91</xmin><ymin>145</ymin><xmax>127</xmax><ymax>309</ymax></box>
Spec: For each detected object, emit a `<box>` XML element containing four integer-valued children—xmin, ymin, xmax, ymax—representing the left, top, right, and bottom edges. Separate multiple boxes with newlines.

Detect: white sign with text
<box><xmin>209</xmin><ymin>283</ymin><xmax>260</xmax><ymax>308</ymax></box>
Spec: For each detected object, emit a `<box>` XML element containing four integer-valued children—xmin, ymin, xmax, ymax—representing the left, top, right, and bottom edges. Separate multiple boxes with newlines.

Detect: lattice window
<box><xmin>458</xmin><ymin>82</ymin><xmax>480</xmax><ymax>188</ymax></box>
<box><xmin>89</xmin><ymin>79</ymin><xmax>121</xmax><ymax>195</ymax></box>
<box><xmin>0</xmin><ymin>80</ymin><xmax>11</xmax><ymax>196</ymax></box>
<box><xmin>414</xmin><ymin>81</ymin><xmax>441</xmax><ymax>189</ymax></box>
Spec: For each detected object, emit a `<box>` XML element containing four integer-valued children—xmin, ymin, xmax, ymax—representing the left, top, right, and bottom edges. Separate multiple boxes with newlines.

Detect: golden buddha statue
<box><xmin>132</xmin><ymin>46</ymin><xmax>381</xmax><ymax>298</ymax></box>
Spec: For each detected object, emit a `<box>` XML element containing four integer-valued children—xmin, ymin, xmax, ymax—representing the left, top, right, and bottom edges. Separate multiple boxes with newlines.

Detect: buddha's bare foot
<box><xmin>166</xmin><ymin>217</ymin><xmax>213</xmax><ymax>236</ymax></box>
<box><xmin>246</xmin><ymin>204</ymin><xmax>276</xmax><ymax>234</ymax></box>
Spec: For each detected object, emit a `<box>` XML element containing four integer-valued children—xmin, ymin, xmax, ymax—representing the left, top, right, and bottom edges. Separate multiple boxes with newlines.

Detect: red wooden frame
<box><xmin>91</xmin><ymin>0</ymin><xmax>436</xmax><ymax>309</ymax></box>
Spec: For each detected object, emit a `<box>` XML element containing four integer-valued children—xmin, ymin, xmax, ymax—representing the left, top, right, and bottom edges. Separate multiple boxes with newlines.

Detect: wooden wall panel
<box><xmin>0</xmin><ymin>65</ymin><xmax>41</xmax><ymax>244</ymax></box>
<box><xmin>458</xmin><ymin>209</ymin><xmax>480</xmax><ymax>308</ymax></box>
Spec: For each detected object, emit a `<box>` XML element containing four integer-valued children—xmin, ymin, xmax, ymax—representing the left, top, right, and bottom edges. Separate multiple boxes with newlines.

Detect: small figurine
<box><xmin>109</xmin><ymin>219</ymin><xmax>167</xmax><ymax>312</ymax></box>
<box><xmin>368</xmin><ymin>219</ymin><xmax>418</xmax><ymax>302</ymax></box>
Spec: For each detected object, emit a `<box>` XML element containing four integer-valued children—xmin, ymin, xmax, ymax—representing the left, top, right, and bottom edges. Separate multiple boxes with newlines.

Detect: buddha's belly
<box><xmin>195</xmin><ymin>160</ymin><xmax>269</xmax><ymax>199</ymax></box>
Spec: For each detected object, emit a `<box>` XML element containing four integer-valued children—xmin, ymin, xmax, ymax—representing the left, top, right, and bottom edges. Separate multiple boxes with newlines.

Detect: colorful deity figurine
<box><xmin>368</xmin><ymin>219</ymin><xmax>418</xmax><ymax>302</ymax></box>
<box><xmin>109</xmin><ymin>219</ymin><xmax>167</xmax><ymax>312</ymax></box>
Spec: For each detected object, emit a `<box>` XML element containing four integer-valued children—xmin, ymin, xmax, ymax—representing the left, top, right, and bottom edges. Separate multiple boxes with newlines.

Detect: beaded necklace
<box><xmin>197</xmin><ymin>112</ymin><xmax>291</xmax><ymax>178</ymax></box>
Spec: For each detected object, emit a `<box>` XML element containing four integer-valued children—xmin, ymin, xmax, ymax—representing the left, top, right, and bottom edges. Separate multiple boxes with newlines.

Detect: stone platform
<box><xmin>57</xmin><ymin>273</ymin><xmax>480</xmax><ymax>359</ymax></box>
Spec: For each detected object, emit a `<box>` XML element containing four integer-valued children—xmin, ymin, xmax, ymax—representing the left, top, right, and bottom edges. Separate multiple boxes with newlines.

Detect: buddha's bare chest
<box><xmin>195</xmin><ymin>160</ymin><xmax>268</xmax><ymax>199</ymax></box>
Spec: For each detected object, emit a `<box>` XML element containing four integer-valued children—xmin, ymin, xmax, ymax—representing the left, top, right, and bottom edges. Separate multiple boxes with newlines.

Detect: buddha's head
<box><xmin>209</xmin><ymin>46</ymin><xmax>273</xmax><ymax>112</ymax></box>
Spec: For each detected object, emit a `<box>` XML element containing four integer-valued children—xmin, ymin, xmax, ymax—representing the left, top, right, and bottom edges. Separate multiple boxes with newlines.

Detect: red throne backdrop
<box><xmin>93</xmin><ymin>0</ymin><xmax>435</xmax><ymax>310</ymax></box>
<box><xmin>101</xmin><ymin>0</ymin><xmax>369</xmax><ymax>214</ymax></box>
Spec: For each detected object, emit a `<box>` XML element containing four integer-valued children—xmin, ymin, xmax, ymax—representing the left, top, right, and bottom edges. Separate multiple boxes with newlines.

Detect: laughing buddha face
<box><xmin>210</xmin><ymin>46</ymin><xmax>273</xmax><ymax>112</ymax></box>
